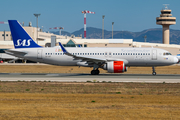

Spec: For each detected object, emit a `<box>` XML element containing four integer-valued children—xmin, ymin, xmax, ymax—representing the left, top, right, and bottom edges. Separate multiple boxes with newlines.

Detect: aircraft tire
<box><xmin>96</xmin><ymin>70</ymin><xmax>100</xmax><ymax>75</ymax></box>
<box><xmin>152</xmin><ymin>72</ymin><xmax>156</xmax><ymax>75</ymax></box>
<box><xmin>91</xmin><ymin>70</ymin><xmax>100</xmax><ymax>75</ymax></box>
<box><xmin>91</xmin><ymin>70</ymin><xmax>96</xmax><ymax>75</ymax></box>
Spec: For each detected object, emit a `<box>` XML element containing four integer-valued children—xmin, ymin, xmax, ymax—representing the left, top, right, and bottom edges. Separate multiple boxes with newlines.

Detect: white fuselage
<box><xmin>10</xmin><ymin>46</ymin><xmax>178</xmax><ymax>67</ymax></box>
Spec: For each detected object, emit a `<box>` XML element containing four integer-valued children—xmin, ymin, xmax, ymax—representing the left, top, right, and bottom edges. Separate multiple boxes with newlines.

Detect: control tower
<box><xmin>156</xmin><ymin>4</ymin><xmax>176</xmax><ymax>44</ymax></box>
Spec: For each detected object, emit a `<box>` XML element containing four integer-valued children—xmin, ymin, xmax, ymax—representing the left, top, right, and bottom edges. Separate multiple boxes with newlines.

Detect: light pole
<box><xmin>59</xmin><ymin>27</ymin><xmax>64</xmax><ymax>35</ymax></box>
<box><xmin>102</xmin><ymin>15</ymin><xmax>105</xmax><ymax>39</ymax></box>
<box><xmin>34</xmin><ymin>14</ymin><xmax>41</xmax><ymax>44</ymax></box>
<box><xmin>112</xmin><ymin>22</ymin><xmax>114</xmax><ymax>39</ymax></box>
<box><xmin>144</xmin><ymin>35</ymin><xmax>147</xmax><ymax>42</ymax></box>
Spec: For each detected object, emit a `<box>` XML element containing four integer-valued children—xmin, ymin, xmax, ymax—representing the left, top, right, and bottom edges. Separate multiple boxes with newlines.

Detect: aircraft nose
<box><xmin>174</xmin><ymin>57</ymin><xmax>179</xmax><ymax>64</ymax></box>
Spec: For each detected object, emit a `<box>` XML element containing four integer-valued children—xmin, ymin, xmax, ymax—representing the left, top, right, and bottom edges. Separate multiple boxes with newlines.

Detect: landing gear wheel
<box><xmin>152</xmin><ymin>72</ymin><xmax>156</xmax><ymax>75</ymax></box>
<box><xmin>95</xmin><ymin>70</ymin><xmax>100</xmax><ymax>75</ymax></box>
<box><xmin>91</xmin><ymin>70</ymin><xmax>96</xmax><ymax>75</ymax></box>
<box><xmin>91</xmin><ymin>70</ymin><xmax>100</xmax><ymax>75</ymax></box>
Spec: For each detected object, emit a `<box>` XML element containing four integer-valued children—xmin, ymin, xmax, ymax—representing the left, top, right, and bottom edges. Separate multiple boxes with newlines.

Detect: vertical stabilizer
<box><xmin>8</xmin><ymin>20</ymin><xmax>42</xmax><ymax>48</ymax></box>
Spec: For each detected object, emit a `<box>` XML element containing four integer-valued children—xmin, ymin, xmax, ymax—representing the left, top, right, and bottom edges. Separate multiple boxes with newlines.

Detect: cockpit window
<box><xmin>163</xmin><ymin>52</ymin><xmax>172</xmax><ymax>55</ymax></box>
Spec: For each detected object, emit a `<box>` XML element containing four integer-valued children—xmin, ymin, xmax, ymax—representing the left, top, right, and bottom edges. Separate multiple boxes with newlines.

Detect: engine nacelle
<box><xmin>103</xmin><ymin>61</ymin><xmax>127</xmax><ymax>73</ymax></box>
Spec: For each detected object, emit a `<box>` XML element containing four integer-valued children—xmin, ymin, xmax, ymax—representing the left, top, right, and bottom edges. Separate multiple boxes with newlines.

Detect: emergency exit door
<box><xmin>152</xmin><ymin>49</ymin><xmax>157</xmax><ymax>60</ymax></box>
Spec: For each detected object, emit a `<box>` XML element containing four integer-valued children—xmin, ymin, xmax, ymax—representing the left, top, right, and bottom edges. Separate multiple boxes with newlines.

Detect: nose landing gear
<box><xmin>152</xmin><ymin>66</ymin><xmax>156</xmax><ymax>75</ymax></box>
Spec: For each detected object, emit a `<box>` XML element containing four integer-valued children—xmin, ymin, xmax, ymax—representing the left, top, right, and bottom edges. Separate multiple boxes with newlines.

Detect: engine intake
<box><xmin>103</xmin><ymin>61</ymin><xmax>127</xmax><ymax>73</ymax></box>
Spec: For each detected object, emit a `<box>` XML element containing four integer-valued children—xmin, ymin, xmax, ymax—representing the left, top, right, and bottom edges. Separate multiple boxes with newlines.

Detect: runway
<box><xmin>0</xmin><ymin>73</ymin><xmax>180</xmax><ymax>83</ymax></box>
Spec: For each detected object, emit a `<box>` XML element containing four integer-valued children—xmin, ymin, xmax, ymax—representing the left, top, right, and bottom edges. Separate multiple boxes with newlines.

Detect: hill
<box><xmin>50</xmin><ymin>27</ymin><xmax>180</xmax><ymax>44</ymax></box>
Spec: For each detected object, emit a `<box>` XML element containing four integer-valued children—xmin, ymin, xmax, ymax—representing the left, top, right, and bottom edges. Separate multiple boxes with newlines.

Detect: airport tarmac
<box><xmin>0</xmin><ymin>73</ymin><xmax>180</xmax><ymax>83</ymax></box>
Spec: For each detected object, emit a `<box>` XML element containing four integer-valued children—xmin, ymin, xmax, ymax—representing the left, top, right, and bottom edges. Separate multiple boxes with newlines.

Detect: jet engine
<box><xmin>103</xmin><ymin>61</ymin><xmax>127</xmax><ymax>73</ymax></box>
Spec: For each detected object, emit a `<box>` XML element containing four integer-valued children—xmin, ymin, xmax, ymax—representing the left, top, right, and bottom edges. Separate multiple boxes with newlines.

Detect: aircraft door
<box><xmin>37</xmin><ymin>49</ymin><xmax>43</xmax><ymax>59</ymax></box>
<box><xmin>152</xmin><ymin>49</ymin><xmax>157</xmax><ymax>60</ymax></box>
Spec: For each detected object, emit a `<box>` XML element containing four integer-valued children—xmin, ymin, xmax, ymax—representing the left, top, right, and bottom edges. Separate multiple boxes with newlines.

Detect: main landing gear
<box><xmin>91</xmin><ymin>64</ymin><xmax>100</xmax><ymax>75</ymax></box>
<box><xmin>152</xmin><ymin>66</ymin><xmax>156</xmax><ymax>75</ymax></box>
<box><xmin>91</xmin><ymin>69</ymin><xmax>100</xmax><ymax>75</ymax></box>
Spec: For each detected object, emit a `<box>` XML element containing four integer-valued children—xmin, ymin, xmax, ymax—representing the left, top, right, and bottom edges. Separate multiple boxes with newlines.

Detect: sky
<box><xmin>0</xmin><ymin>0</ymin><xmax>180</xmax><ymax>33</ymax></box>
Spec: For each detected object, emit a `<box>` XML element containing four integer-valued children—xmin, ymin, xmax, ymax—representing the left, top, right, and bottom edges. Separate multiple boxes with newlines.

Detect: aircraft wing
<box><xmin>59</xmin><ymin>43</ymin><xmax>107</xmax><ymax>64</ymax></box>
<box><xmin>73</xmin><ymin>55</ymin><xmax>107</xmax><ymax>63</ymax></box>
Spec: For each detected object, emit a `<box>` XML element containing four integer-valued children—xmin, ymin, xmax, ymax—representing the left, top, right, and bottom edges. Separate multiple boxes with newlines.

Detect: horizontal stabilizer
<box><xmin>5</xmin><ymin>49</ymin><xmax>27</xmax><ymax>56</ymax></box>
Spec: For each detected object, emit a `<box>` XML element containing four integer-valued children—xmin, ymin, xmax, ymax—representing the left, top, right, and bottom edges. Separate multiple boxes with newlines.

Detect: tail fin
<box><xmin>8</xmin><ymin>20</ymin><xmax>42</xmax><ymax>48</ymax></box>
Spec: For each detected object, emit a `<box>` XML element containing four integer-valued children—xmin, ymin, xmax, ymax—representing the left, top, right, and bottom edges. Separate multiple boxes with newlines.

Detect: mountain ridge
<box><xmin>49</xmin><ymin>27</ymin><xmax>180</xmax><ymax>44</ymax></box>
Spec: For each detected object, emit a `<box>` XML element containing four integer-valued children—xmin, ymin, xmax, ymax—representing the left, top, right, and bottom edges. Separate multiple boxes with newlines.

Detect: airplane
<box><xmin>5</xmin><ymin>20</ymin><xmax>179</xmax><ymax>75</ymax></box>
